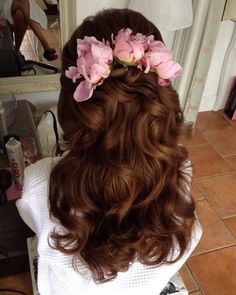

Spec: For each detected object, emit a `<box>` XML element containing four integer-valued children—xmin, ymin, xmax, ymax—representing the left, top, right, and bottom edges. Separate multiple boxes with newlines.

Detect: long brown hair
<box><xmin>49</xmin><ymin>8</ymin><xmax>195</xmax><ymax>282</ymax></box>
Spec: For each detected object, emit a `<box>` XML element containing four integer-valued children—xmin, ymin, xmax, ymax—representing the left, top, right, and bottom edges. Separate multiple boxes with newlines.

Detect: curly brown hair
<box><xmin>49</xmin><ymin>8</ymin><xmax>195</xmax><ymax>282</ymax></box>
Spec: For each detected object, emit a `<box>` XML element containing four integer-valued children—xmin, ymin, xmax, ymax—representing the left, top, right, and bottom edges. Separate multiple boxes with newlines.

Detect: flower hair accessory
<box><xmin>65</xmin><ymin>28</ymin><xmax>182</xmax><ymax>102</ymax></box>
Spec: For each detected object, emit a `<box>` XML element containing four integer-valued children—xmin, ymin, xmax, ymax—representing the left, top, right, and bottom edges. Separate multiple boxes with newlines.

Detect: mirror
<box><xmin>15</xmin><ymin>1</ymin><xmax>62</xmax><ymax>71</ymax></box>
<box><xmin>0</xmin><ymin>0</ymin><xmax>180</xmax><ymax>94</ymax></box>
<box><xmin>0</xmin><ymin>0</ymin><xmax>76</xmax><ymax>93</ymax></box>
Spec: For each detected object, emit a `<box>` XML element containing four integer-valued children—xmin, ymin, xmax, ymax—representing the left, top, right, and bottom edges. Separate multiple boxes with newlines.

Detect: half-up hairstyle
<box><xmin>49</xmin><ymin>8</ymin><xmax>195</xmax><ymax>282</ymax></box>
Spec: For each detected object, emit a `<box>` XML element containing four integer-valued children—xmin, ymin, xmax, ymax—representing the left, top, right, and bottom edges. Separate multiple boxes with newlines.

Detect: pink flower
<box><xmin>133</xmin><ymin>33</ymin><xmax>154</xmax><ymax>51</ymax></box>
<box><xmin>142</xmin><ymin>41</ymin><xmax>172</xmax><ymax>73</ymax></box>
<box><xmin>157</xmin><ymin>78</ymin><xmax>170</xmax><ymax>87</ymax></box>
<box><xmin>74</xmin><ymin>80</ymin><xmax>94</xmax><ymax>102</ymax></box>
<box><xmin>65</xmin><ymin>66</ymin><xmax>81</xmax><ymax>83</ymax></box>
<box><xmin>155</xmin><ymin>60</ymin><xmax>183</xmax><ymax>80</ymax></box>
<box><xmin>141</xmin><ymin>39</ymin><xmax>182</xmax><ymax>84</ymax></box>
<box><xmin>113</xmin><ymin>29</ymin><xmax>145</xmax><ymax>64</ymax></box>
<box><xmin>66</xmin><ymin>36</ymin><xmax>113</xmax><ymax>102</ymax></box>
<box><xmin>66</xmin><ymin>28</ymin><xmax>183</xmax><ymax>102</ymax></box>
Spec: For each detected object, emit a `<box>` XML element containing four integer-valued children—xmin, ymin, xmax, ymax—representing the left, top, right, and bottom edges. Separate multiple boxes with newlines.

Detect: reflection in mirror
<box><xmin>0</xmin><ymin>0</ymin><xmax>61</xmax><ymax>78</ymax></box>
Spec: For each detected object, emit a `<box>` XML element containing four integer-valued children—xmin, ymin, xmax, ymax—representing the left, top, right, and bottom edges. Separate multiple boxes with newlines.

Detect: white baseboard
<box><xmin>199</xmin><ymin>94</ymin><xmax>217</xmax><ymax>112</ymax></box>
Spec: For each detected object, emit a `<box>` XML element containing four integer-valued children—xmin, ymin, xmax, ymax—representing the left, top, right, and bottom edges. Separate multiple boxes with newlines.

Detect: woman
<box><xmin>17</xmin><ymin>8</ymin><xmax>202</xmax><ymax>295</ymax></box>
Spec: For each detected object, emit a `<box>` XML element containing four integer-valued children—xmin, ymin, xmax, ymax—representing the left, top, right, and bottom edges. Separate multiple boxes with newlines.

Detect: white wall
<box><xmin>199</xmin><ymin>21</ymin><xmax>235</xmax><ymax>111</ymax></box>
<box><xmin>74</xmin><ymin>0</ymin><xmax>178</xmax><ymax>50</ymax></box>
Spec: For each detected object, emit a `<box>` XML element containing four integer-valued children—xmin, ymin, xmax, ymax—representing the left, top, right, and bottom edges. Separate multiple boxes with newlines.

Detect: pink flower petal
<box><xmin>90</xmin><ymin>63</ymin><xmax>110</xmax><ymax>83</ymax></box>
<box><xmin>73</xmin><ymin>80</ymin><xmax>94</xmax><ymax>102</ymax></box>
<box><xmin>65</xmin><ymin>66</ymin><xmax>81</xmax><ymax>83</ymax></box>
<box><xmin>131</xmin><ymin>40</ymin><xmax>144</xmax><ymax>61</ymax></box>
<box><xmin>158</xmin><ymin>78</ymin><xmax>170</xmax><ymax>86</ymax></box>
<box><xmin>156</xmin><ymin>61</ymin><xmax>183</xmax><ymax>79</ymax></box>
<box><xmin>91</xmin><ymin>43</ymin><xmax>112</xmax><ymax>61</ymax></box>
<box><xmin>141</xmin><ymin>57</ymin><xmax>151</xmax><ymax>73</ymax></box>
<box><xmin>144</xmin><ymin>49</ymin><xmax>172</xmax><ymax>68</ymax></box>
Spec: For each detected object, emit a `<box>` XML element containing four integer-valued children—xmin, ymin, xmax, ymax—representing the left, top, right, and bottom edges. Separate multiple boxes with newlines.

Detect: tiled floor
<box><xmin>0</xmin><ymin>110</ymin><xmax>236</xmax><ymax>295</ymax></box>
<box><xmin>180</xmin><ymin>110</ymin><xmax>236</xmax><ymax>295</ymax></box>
<box><xmin>20</xmin><ymin>15</ymin><xmax>61</xmax><ymax>70</ymax></box>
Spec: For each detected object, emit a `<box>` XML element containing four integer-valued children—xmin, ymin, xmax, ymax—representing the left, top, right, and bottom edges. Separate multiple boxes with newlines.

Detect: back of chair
<box><xmin>0</xmin><ymin>20</ymin><xmax>21</xmax><ymax>77</ymax></box>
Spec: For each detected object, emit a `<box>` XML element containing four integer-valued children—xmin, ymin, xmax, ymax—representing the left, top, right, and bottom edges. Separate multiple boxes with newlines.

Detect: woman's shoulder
<box><xmin>25</xmin><ymin>157</ymin><xmax>60</xmax><ymax>172</ymax></box>
<box><xmin>23</xmin><ymin>157</ymin><xmax>61</xmax><ymax>188</ymax></box>
<box><xmin>16</xmin><ymin>158</ymin><xmax>62</xmax><ymax>233</ymax></box>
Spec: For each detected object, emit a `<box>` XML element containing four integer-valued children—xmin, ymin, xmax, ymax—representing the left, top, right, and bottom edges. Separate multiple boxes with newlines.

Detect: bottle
<box><xmin>0</xmin><ymin>101</ymin><xmax>8</xmax><ymax>152</ymax></box>
<box><xmin>5</xmin><ymin>137</ymin><xmax>25</xmax><ymax>189</ymax></box>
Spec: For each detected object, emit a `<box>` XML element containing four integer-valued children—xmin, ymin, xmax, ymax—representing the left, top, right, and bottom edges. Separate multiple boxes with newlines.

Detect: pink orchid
<box><xmin>113</xmin><ymin>28</ymin><xmax>145</xmax><ymax>64</ymax></box>
<box><xmin>66</xmin><ymin>36</ymin><xmax>113</xmax><ymax>102</ymax></box>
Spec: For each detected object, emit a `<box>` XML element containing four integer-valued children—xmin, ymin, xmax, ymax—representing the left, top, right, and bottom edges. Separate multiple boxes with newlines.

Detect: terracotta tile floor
<box><xmin>0</xmin><ymin>111</ymin><xmax>236</xmax><ymax>294</ymax></box>
<box><xmin>180</xmin><ymin>110</ymin><xmax>236</xmax><ymax>295</ymax></box>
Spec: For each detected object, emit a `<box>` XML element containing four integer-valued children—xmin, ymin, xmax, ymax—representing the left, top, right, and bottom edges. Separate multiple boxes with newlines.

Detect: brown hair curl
<box><xmin>49</xmin><ymin>8</ymin><xmax>195</xmax><ymax>282</ymax></box>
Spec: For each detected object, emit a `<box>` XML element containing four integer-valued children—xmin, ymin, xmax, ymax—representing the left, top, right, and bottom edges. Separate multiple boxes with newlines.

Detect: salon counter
<box><xmin>0</xmin><ymin>100</ymin><xmax>41</xmax><ymax>277</ymax></box>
